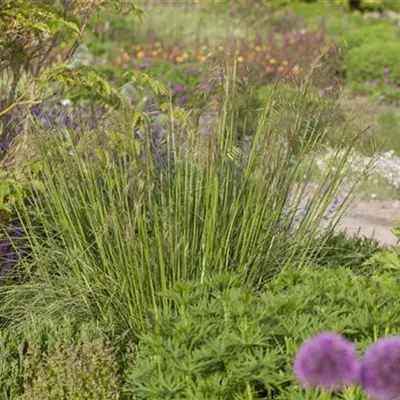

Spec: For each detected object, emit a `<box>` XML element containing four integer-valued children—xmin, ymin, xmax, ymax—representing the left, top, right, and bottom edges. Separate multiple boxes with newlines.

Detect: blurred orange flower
<box><xmin>122</xmin><ymin>52</ymin><xmax>130</xmax><ymax>62</ymax></box>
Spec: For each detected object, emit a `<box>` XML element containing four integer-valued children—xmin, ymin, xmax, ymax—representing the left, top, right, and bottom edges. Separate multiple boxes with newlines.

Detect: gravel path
<box><xmin>322</xmin><ymin>151</ymin><xmax>400</xmax><ymax>245</ymax></box>
<box><xmin>338</xmin><ymin>199</ymin><xmax>399</xmax><ymax>246</ymax></box>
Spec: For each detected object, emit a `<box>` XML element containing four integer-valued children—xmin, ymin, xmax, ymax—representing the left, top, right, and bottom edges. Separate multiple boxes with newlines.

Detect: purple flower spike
<box><xmin>360</xmin><ymin>337</ymin><xmax>400</xmax><ymax>400</ymax></box>
<box><xmin>384</xmin><ymin>77</ymin><xmax>391</xmax><ymax>84</ymax></box>
<box><xmin>293</xmin><ymin>332</ymin><xmax>359</xmax><ymax>392</ymax></box>
<box><xmin>383</xmin><ymin>67</ymin><xmax>390</xmax><ymax>74</ymax></box>
<box><xmin>174</xmin><ymin>85</ymin><xmax>186</xmax><ymax>92</ymax></box>
<box><xmin>393</xmin><ymin>83</ymin><xmax>399</xmax><ymax>90</ymax></box>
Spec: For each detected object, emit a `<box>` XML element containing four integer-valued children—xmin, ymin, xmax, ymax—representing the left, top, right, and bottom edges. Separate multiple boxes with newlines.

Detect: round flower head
<box><xmin>360</xmin><ymin>336</ymin><xmax>400</xmax><ymax>399</ymax></box>
<box><xmin>294</xmin><ymin>331</ymin><xmax>359</xmax><ymax>391</ymax></box>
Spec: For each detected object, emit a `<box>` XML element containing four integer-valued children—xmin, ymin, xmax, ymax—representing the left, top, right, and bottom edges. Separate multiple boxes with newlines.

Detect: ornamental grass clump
<box><xmin>294</xmin><ymin>332</ymin><xmax>359</xmax><ymax>392</ymax></box>
<box><xmin>360</xmin><ymin>336</ymin><xmax>400</xmax><ymax>400</ymax></box>
<box><xmin>0</xmin><ymin>69</ymin><xmax>360</xmax><ymax>335</ymax></box>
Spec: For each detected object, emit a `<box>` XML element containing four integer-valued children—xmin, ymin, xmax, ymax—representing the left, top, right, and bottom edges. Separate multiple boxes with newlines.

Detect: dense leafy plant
<box><xmin>126</xmin><ymin>265</ymin><xmax>400</xmax><ymax>399</ymax></box>
<box><xmin>344</xmin><ymin>41</ymin><xmax>400</xmax><ymax>101</ymax></box>
<box><xmin>339</xmin><ymin>23</ymin><xmax>399</xmax><ymax>53</ymax></box>
<box><xmin>0</xmin><ymin>0</ymin><xmax>144</xmax><ymax>159</ymax></box>
<box><xmin>0</xmin><ymin>318</ymin><xmax>129</xmax><ymax>399</ymax></box>
<box><xmin>392</xmin><ymin>222</ymin><xmax>400</xmax><ymax>241</ymax></box>
<box><xmin>310</xmin><ymin>231</ymin><xmax>382</xmax><ymax>272</ymax></box>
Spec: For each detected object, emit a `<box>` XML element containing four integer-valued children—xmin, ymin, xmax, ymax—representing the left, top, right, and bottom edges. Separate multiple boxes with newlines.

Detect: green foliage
<box><xmin>126</xmin><ymin>266</ymin><xmax>400</xmax><ymax>399</ymax></box>
<box><xmin>344</xmin><ymin>41</ymin><xmax>400</xmax><ymax>101</ymax></box>
<box><xmin>0</xmin><ymin>0</ymin><xmax>144</xmax><ymax>165</ymax></box>
<box><xmin>0</xmin><ymin>0</ymin><xmax>79</xmax><ymax>73</ymax></box>
<box><xmin>361</xmin><ymin>248</ymin><xmax>400</xmax><ymax>275</ymax></box>
<box><xmin>338</xmin><ymin>24</ymin><xmax>399</xmax><ymax>56</ymax></box>
<box><xmin>247</xmin><ymin>83</ymin><xmax>344</xmax><ymax>153</ymax></box>
<box><xmin>0</xmin><ymin>319</ymin><xmax>126</xmax><ymax>399</ymax></box>
<box><xmin>42</xmin><ymin>65</ymin><xmax>125</xmax><ymax>108</ymax></box>
<box><xmin>0</xmin><ymin>79</ymin><xmax>355</xmax><ymax>334</ymax></box>
<box><xmin>310</xmin><ymin>232</ymin><xmax>382</xmax><ymax>272</ymax></box>
<box><xmin>392</xmin><ymin>222</ymin><xmax>400</xmax><ymax>240</ymax></box>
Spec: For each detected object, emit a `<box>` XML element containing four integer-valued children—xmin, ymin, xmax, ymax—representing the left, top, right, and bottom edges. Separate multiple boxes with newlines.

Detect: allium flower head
<box><xmin>360</xmin><ymin>337</ymin><xmax>400</xmax><ymax>399</ymax></box>
<box><xmin>294</xmin><ymin>332</ymin><xmax>359</xmax><ymax>391</ymax></box>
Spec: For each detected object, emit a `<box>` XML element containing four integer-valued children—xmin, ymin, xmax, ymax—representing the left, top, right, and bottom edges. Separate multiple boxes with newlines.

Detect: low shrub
<box><xmin>338</xmin><ymin>23</ymin><xmax>399</xmax><ymax>56</ymax></box>
<box><xmin>344</xmin><ymin>41</ymin><xmax>400</xmax><ymax>101</ymax></box>
<box><xmin>310</xmin><ymin>231</ymin><xmax>382</xmax><ymax>272</ymax></box>
<box><xmin>125</xmin><ymin>266</ymin><xmax>400</xmax><ymax>399</ymax></box>
<box><xmin>0</xmin><ymin>319</ymin><xmax>128</xmax><ymax>399</ymax></box>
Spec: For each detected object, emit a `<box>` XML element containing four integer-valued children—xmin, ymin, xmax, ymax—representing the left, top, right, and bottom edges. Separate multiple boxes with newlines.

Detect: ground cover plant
<box><xmin>0</xmin><ymin>318</ymin><xmax>128</xmax><ymax>399</ymax></box>
<box><xmin>125</xmin><ymin>264</ymin><xmax>400</xmax><ymax>399</ymax></box>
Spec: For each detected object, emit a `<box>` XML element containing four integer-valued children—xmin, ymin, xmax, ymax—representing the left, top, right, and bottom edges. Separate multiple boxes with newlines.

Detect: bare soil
<box><xmin>338</xmin><ymin>198</ymin><xmax>400</xmax><ymax>245</ymax></box>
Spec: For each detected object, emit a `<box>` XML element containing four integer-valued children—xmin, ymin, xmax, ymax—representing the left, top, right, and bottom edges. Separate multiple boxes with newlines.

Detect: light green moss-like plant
<box><xmin>0</xmin><ymin>319</ymin><xmax>126</xmax><ymax>399</ymax></box>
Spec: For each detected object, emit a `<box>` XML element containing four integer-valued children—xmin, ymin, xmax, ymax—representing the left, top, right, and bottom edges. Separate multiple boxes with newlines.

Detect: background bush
<box><xmin>344</xmin><ymin>41</ymin><xmax>400</xmax><ymax>101</ymax></box>
<box><xmin>338</xmin><ymin>23</ymin><xmax>399</xmax><ymax>56</ymax></box>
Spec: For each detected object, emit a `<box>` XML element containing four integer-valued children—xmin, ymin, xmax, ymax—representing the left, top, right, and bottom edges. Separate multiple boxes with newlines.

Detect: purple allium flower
<box><xmin>293</xmin><ymin>332</ymin><xmax>359</xmax><ymax>391</ymax></box>
<box><xmin>384</xmin><ymin>77</ymin><xmax>391</xmax><ymax>84</ymax></box>
<box><xmin>393</xmin><ymin>83</ymin><xmax>399</xmax><ymax>90</ymax></box>
<box><xmin>383</xmin><ymin>67</ymin><xmax>390</xmax><ymax>74</ymax></box>
<box><xmin>360</xmin><ymin>337</ymin><xmax>400</xmax><ymax>400</ymax></box>
<box><xmin>174</xmin><ymin>85</ymin><xmax>186</xmax><ymax>92</ymax></box>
